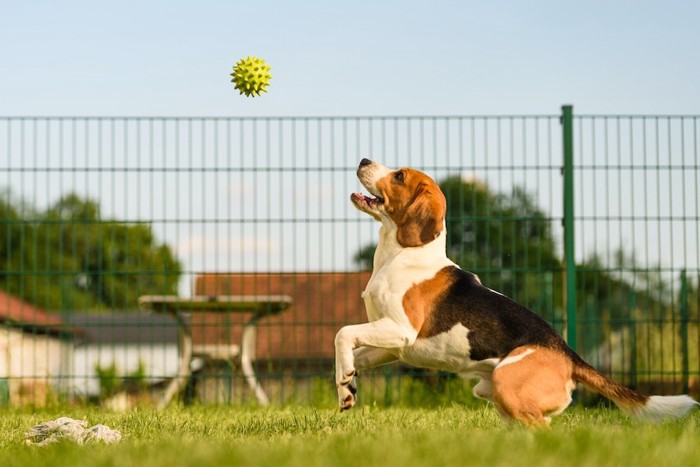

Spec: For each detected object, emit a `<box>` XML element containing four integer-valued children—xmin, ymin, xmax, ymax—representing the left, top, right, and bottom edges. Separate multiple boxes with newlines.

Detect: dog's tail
<box><xmin>571</xmin><ymin>355</ymin><xmax>698</xmax><ymax>422</ymax></box>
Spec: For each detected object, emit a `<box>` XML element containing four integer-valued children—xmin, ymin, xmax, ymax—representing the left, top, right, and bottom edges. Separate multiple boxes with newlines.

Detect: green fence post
<box><xmin>628</xmin><ymin>291</ymin><xmax>638</xmax><ymax>389</ymax></box>
<box><xmin>680</xmin><ymin>270</ymin><xmax>689</xmax><ymax>393</ymax></box>
<box><xmin>561</xmin><ymin>105</ymin><xmax>577</xmax><ymax>352</ymax></box>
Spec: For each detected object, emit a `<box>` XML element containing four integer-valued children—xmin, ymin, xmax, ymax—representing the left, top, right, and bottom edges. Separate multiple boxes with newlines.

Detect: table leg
<box><xmin>159</xmin><ymin>311</ymin><xmax>192</xmax><ymax>409</ymax></box>
<box><xmin>241</xmin><ymin>316</ymin><xmax>270</xmax><ymax>405</ymax></box>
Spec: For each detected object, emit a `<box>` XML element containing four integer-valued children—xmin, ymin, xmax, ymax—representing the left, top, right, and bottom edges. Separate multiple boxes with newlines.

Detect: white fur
<box><xmin>363</xmin><ymin>227</ymin><xmax>454</xmax><ymax>324</ymax></box>
<box><xmin>630</xmin><ymin>395</ymin><xmax>700</xmax><ymax>423</ymax></box>
<box><xmin>397</xmin><ymin>323</ymin><xmax>472</xmax><ymax>372</ymax></box>
<box><xmin>357</xmin><ymin>161</ymin><xmax>392</xmax><ymax>199</ymax></box>
<box><xmin>496</xmin><ymin>348</ymin><xmax>536</xmax><ymax>368</ymax></box>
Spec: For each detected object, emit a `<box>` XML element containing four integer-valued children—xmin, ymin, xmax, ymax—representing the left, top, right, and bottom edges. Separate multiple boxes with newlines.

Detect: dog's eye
<box><xmin>394</xmin><ymin>171</ymin><xmax>405</xmax><ymax>183</ymax></box>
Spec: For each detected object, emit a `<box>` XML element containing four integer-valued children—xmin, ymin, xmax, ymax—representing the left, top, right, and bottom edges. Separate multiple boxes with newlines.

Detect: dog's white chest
<box><xmin>361</xmin><ymin>266</ymin><xmax>409</xmax><ymax>324</ymax></box>
<box><xmin>362</xmin><ymin>238</ymin><xmax>456</xmax><ymax>323</ymax></box>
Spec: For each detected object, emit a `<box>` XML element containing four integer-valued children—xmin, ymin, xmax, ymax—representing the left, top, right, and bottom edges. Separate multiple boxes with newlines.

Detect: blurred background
<box><xmin>1</xmin><ymin>1</ymin><xmax>698</xmax><ymax>408</ymax></box>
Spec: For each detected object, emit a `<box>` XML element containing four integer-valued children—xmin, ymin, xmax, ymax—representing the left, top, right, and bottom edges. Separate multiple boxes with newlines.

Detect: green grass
<box><xmin>1</xmin><ymin>405</ymin><xmax>699</xmax><ymax>467</ymax></box>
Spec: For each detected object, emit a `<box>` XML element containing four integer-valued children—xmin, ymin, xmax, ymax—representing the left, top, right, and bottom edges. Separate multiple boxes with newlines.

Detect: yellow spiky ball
<box><xmin>230</xmin><ymin>56</ymin><xmax>272</xmax><ymax>97</ymax></box>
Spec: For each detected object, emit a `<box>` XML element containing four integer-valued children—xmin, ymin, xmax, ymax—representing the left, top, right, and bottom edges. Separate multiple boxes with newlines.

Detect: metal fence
<box><xmin>0</xmin><ymin>107</ymin><xmax>698</xmax><ymax>407</ymax></box>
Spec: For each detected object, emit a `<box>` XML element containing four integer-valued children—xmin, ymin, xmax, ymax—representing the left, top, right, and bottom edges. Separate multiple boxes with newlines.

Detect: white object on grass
<box><xmin>24</xmin><ymin>417</ymin><xmax>122</xmax><ymax>446</ymax></box>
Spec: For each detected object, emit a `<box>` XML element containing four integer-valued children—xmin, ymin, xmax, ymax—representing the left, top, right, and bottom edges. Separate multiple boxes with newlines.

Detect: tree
<box><xmin>0</xmin><ymin>191</ymin><xmax>181</xmax><ymax>311</ymax></box>
<box><xmin>440</xmin><ymin>176</ymin><xmax>562</xmax><ymax>312</ymax></box>
<box><xmin>0</xmin><ymin>191</ymin><xmax>23</xmax><ymax>276</ymax></box>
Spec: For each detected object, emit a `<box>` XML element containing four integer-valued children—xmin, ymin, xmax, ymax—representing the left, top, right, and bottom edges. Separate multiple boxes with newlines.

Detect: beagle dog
<box><xmin>335</xmin><ymin>158</ymin><xmax>698</xmax><ymax>427</ymax></box>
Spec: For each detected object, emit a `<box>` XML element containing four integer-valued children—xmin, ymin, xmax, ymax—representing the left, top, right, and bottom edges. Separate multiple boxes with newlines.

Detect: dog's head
<box><xmin>351</xmin><ymin>158</ymin><xmax>446</xmax><ymax>247</ymax></box>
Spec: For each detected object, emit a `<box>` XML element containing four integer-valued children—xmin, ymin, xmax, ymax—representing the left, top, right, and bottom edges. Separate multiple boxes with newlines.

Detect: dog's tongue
<box><xmin>352</xmin><ymin>193</ymin><xmax>383</xmax><ymax>205</ymax></box>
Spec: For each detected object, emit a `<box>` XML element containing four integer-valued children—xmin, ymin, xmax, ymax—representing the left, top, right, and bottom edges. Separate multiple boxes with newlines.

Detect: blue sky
<box><xmin>2</xmin><ymin>0</ymin><xmax>699</xmax><ymax>117</ymax></box>
<box><xmin>1</xmin><ymin>1</ymin><xmax>698</xmax><ymax>293</ymax></box>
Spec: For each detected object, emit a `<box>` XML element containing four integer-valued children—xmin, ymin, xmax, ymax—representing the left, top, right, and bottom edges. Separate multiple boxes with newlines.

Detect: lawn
<box><xmin>1</xmin><ymin>405</ymin><xmax>699</xmax><ymax>467</ymax></box>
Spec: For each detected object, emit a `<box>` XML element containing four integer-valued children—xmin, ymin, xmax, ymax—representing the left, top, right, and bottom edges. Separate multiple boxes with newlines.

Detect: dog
<box><xmin>334</xmin><ymin>158</ymin><xmax>698</xmax><ymax>427</ymax></box>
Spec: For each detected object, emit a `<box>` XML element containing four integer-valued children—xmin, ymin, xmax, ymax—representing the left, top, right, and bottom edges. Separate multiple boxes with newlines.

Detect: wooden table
<box><xmin>138</xmin><ymin>295</ymin><xmax>292</xmax><ymax>408</ymax></box>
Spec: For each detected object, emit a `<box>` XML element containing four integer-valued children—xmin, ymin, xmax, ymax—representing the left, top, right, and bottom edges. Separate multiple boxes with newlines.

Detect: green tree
<box><xmin>0</xmin><ymin>191</ymin><xmax>181</xmax><ymax>311</ymax></box>
<box><xmin>440</xmin><ymin>176</ymin><xmax>561</xmax><ymax>312</ymax></box>
<box><xmin>0</xmin><ymin>191</ymin><xmax>23</xmax><ymax>277</ymax></box>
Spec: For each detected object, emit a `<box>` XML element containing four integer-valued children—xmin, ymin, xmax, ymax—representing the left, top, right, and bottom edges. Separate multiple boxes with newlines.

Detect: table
<box><xmin>138</xmin><ymin>294</ymin><xmax>292</xmax><ymax>408</ymax></box>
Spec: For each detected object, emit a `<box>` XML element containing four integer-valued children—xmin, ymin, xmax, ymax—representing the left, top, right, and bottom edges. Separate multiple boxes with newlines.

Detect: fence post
<box><xmin>680</xmin><ymin>270</ymin><xmax>689</xmax><ymax>393</ymax></box>
<box><xmin>561</xmin><ymin>105</ymin><xmax>577</xmax><ymax>352</ymax></box>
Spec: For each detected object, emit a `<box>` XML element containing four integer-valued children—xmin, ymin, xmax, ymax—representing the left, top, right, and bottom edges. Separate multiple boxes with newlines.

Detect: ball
<box><xmin>230</xmin><ymin>56</ymin><xmax>272</xmax><ymax>97</ymax></box>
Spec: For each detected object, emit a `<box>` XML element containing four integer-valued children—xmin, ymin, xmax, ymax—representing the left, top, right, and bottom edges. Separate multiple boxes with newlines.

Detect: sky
<box><xmin>2</xmin><ymin>1</ymin><xmax>699</xmax><ymax>295</ymax></box>
<box><xmin>2</xmin><ymin>0</ymin><xmax>699</xmax><ymax>117</ymax></box>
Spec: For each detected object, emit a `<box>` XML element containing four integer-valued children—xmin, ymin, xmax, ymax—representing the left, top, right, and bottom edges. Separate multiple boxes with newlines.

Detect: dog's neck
<box><xmin>372</xmin><ymin>223</ymin><xmax>449</xmax><ymax>273</ymax></box>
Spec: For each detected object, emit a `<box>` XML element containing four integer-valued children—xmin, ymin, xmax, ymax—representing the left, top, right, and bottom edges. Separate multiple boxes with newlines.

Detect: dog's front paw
<box><xmin>337</xmin><ymin>370</ymin><xmax>357</xmax><ymax>412</ymax></box>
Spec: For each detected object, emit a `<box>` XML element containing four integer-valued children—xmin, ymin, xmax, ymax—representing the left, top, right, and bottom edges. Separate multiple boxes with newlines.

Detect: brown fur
<box><xmin>492</xmin><ymin>346</ymin><xmax>575</xmax><ymax>427</ymax></box>
<box><xmin>376</xmin><ymin>169</ymin><xmax>446</xmax><ymax>247</ymax></box>
<box><xmin>491</xmin><ymin>346</ymin><xmax>653</xmax><ymax>427</ymax></box>
<box><xmin>402</xmin><ymin>268</ymin><xmax>458</xmax><ymax>335</ymax></box>
<box><xmin>572</xmin><ymin>359</ymin><xmax>649</xmax><ymax>411</ymax></box>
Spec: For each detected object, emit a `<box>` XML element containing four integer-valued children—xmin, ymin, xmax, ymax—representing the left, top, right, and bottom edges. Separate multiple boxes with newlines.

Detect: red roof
<box><xmin>194</xmin><ymin>272</ymin><xmax>371</xmax><ymax>363</ymax></box>
<box><xmin>0</xmin><ymin>290</ymin><xmax>76</xmax><ymax>337</ymax></box>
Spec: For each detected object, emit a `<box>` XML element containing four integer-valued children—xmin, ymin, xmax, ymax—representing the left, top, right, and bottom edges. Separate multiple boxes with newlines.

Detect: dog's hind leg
<box><xmin>471</xmin><ymin>377</ymin><xmax>522</xmax><ymax>425</ymax></box>
<box><xmin>472</xmin><ymin>378</ymin><xmax>494</xmax><ymax>402</ymax></box>
<box><xmin>491</xmin><ymin>346</ymin><xmax>575</xmax><ymax>428</ymax></box>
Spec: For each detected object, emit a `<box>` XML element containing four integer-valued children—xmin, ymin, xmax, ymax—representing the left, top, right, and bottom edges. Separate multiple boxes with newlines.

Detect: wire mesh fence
<box><xmin>0</xmin><ymin>109</ymin><xmax>698</xmax><ymax>407</ymax></box>
<box><xmin>573</xmin><ymin>115</ymin><xmax>700</xmax><ymax>395</ymax></box>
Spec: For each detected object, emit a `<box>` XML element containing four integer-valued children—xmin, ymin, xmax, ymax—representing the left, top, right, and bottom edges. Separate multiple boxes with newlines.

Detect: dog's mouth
<box><xmin>351</xmin><ymin>192</ymin><xmax>384</xmax><ymax>209</ymax></box>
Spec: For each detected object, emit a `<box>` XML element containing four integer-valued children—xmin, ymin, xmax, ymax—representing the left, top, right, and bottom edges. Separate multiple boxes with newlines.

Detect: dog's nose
<box><xmin>359</xmin><ymin>158</ymin><xmax>372</xmax><ymax>167</ymax></box>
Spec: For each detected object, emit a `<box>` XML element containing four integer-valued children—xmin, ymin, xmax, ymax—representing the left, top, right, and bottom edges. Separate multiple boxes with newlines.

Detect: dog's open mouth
<box><xmin>351</xmin><ymin>192</ymin><xmax>384</xmax><ymax>209</ymax></box>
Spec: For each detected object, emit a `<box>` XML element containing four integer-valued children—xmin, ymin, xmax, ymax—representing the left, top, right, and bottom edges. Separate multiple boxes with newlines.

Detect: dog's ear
<box><xmin>396</xmin><ymin>185</ymin><xmax>446</xmax><ymax>248</ymax></box>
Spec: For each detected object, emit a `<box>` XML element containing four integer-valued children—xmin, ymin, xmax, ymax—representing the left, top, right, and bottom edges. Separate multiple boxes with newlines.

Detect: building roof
<box><xmin>65</xmin><ymin>312</ymin><xmax>178</xmax><ymax>345</ymax></box>
<box><xmin>194</xmin><ymin>272</ymin><xmax>371</xmax><ymax>362</ymax></box>
<box><xmin>0</xmin><ymin>290</ymin><xmax>79</xmax><ymax>338</ymax></box>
